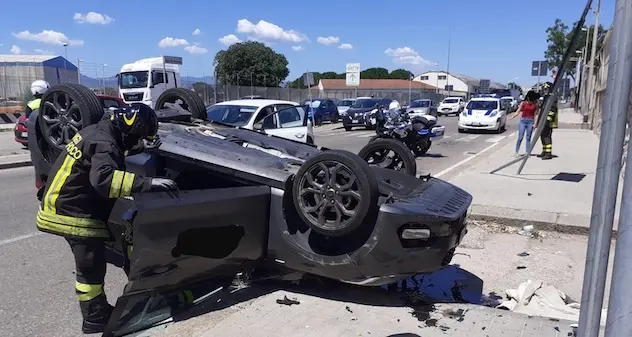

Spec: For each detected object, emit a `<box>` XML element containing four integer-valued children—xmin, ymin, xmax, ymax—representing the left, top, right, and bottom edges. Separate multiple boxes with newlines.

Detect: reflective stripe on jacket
<box><xmin>36</xmin><ymin>119</ymin><xmax>153</xmax><ymax>238</ymax></box>
<box><xmin>27</xmin><ymin>98</ymin><xmax>41</xmax><ymax>111</ymax></box>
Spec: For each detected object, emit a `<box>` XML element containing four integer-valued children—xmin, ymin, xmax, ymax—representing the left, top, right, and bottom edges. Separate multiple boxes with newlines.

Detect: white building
<box><xmin>413</xmin><ymin>71</ymin><xmax>507</xmax><ymax>98</ymax></box>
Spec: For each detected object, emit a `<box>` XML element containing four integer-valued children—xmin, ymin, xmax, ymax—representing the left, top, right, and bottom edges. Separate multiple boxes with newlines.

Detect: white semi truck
<box><xmin>118</xmin><ymin>56</ymin><xmax>182</xmax><ymax>109</ymax></box>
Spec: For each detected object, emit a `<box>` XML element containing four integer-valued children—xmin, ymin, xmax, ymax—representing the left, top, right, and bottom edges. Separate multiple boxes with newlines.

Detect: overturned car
<box><xmin>28</xmin><ymin>84</ymin><xmax>472</xmax><ymax>336</ymax></box>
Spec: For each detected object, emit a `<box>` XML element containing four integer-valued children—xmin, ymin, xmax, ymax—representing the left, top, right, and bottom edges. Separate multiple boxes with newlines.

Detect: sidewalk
<box><xmin>448</xmin><ymin>109</ymin><xmax>621</xmax><ymax>233</ymax></box>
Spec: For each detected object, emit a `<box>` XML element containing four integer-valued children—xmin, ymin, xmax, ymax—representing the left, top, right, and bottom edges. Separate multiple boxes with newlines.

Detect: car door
<box><xmin>327</xmin><ymin>99</ymin><xmax>339</xmax><ymax>118</ymax></box>
<box><xmin>102</xmin><ymin>185</ymin><xmax>271</xmax><ymax>337</ymax></box>
<box><xmin>257</xmin><ymin>104</ymin><xmax>310</xmax><ymax>143</ymax></box>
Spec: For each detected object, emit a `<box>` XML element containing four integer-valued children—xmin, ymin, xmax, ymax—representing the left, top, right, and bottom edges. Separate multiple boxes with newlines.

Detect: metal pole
<box><xmin>213</xmin><ymin>68</ymin><xmax>218</xmax><ymax>104</ymax></box>
<box><xmin>446</xmin><ymin>29</ymin><xmax>452</xmax><ymax>97</ymax></box>
<box><xmin>583</xmin><ymin>0</ymin><xmax>632</xmax><ymax>335</ymax></box>
<box><xmin>408</xmin><ymin>75</ymin><xmax>412</xmax><ymax>105</ymax></box>
<box><xmin>490</xmin><ymin>0</ymin><xmax>593</xmax><ymax>175</ymax></box>
<box><xmin>102</xmin><ymin>64</ymin><xmax>106</xmax><ymax>94</ymax></box>
<box><xmin>588</xmin><ymin>0</ymin><xmax>602</xmax><ymax>130</ymax></box>
<box><xmin>77</xmin><ymin>59</ymin><xmax>81</xmax><ymax>84</ymax></box>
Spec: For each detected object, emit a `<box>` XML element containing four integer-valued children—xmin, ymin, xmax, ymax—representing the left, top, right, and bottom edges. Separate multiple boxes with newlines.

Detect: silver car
<box><xmin>407</xmin><ymin>99</ymin><xmax>438</xmax><ymax>117</ymax></box>
<box><xmin>336</xmin><ymin>98</ymin><xmax>356</xmax><ymax>116</ymax></box>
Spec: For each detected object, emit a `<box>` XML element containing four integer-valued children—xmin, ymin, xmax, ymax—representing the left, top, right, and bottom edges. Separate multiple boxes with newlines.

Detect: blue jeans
<box><xmin>516</xmin><ymin>118</ymin><xmax>534</xmax><ymax>153</ymax></box>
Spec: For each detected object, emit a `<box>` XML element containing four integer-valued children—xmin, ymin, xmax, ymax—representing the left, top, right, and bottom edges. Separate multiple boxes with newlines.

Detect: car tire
<box><xmin>291</xmin><ymin>149</ymin><xmax>379</xmax><ymax>237</ymax></box>
<box><xmin>358</xmin><ymin>138</ymin><xmax>417</xmax><ymax>176</ymax></box>
<box><xmin>156</xmin><ymin>88</ymin><xmax>207</xmax><ymax>120</ymax></box>
<box><xmin>344</xmin><ymin>126</ymin><xmax>352</xmax><ymax>131</ymax></box>
<box><xmin>38</xmin><ymin>84</ymin><xmax>104</xmax><ymax>154</ymax></box>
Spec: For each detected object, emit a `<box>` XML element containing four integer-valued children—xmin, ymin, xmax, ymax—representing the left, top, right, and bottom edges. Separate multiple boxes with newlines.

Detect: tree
<box><xmin>389</xmin><ymin>69</ymin><xmax>414</xmax><ymax>80</ymax></box>
<box><xmin>544</xmin><ymin>19</ymin><xmax>607</xmax><ymax>82</ymax></box>
<box><xmin>213</xmin><ymin>41</ymin><xmax>289</xmax><ymax>87</ymax></box>
<box><xmin>360</xmin><ymin>67</ymin><xmax>389</xmax><ymax>79</ymax></box>
<box><xmin>507</xmin><ymin>82</ymin><xmax>523</xmax><ymax>95</ymax></box>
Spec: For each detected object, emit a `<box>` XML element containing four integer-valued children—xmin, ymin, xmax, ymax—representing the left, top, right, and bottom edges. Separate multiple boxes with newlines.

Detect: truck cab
<box><xmin>118</xmin><ymin>57</ymin><xmax>181</xmax><ymax>109</ymax></box>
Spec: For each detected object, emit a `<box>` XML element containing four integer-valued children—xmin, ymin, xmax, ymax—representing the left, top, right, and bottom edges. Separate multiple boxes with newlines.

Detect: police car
<box><xmin>457</xmin><ymin>95</ymin><xmax>508</xmax><ymax>133</ymax></box>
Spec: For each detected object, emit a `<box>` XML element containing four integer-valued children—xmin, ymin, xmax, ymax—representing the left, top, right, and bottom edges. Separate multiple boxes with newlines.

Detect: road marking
<box><xmin>508</xmin><ymin>131</ymin><xmax>517</xmax><ymax>137</ymax></box>
<box><xmin>0</xmin><ymin>232</ymin><xmax>43</xmax><ymax>246</ymax></box>
<box><xmin>434</xmin><ymin>142</ymin><xmax>500</xmax><ymax>178</ymax></box>
<box><xmin>456</xmin><ymin>135</ymin><xmax>479</xmax><ymax>141</ymax></box>
<box><xmin>486</xmin><ymin>135</ymin><xmax>507</xmax><ymax>143</ymax></box>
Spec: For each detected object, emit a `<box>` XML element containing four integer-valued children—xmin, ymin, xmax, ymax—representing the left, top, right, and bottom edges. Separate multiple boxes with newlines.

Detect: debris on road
<box><xmin>517</xmin><ymin>225</ymin><xmax>534</xmax><ymax>237</ymax></box>
<box><xmin>517</xmin><ymin>252</ymin><xmax>530</xmax><ymax>257</ymax></box>
<box><xmin>516</xmin><ymin>266</ymin><xmax>527</xmax><ymax>270</ymax></box>
<box><xmin>276</xmin><ymin>296</ymin><xmax>300</xmax><ymax>306</ymax></box>
<box><xmin>345</xmin><ymin>305</ymin><xmax>353</xmax><ymax>313</ymax></box>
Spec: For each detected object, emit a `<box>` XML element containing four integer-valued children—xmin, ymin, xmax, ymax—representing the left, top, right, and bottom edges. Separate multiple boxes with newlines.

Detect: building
<box><xmin>0</xmin><ymin>55</ymin><xmax>78</xmax><ymax>99</ymax></box>
<box><xmin>413</xmin><ymin>71</ymin><xmax>507</xmax><ymax>98</ymax></box>
<box><xmin>311</xmin><ymin>79</ymin><xmax>441</xmax><ymax>102</ymax></box>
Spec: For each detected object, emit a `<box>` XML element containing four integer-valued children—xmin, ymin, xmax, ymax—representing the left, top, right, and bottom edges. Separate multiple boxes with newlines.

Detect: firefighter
<box><xmin>36</xmin><ymin>103</ymin><xmax>177</xmax><ymax>333</ymax></box>
<box><xmin>536</xmin><ymin>81</ymin><xmax>558</xmax><ymax>160</ymax></box>
<box><xmin>24</xmin><ymin>80</ymin><xmax>50</xmax><ymax>118</ymax></box>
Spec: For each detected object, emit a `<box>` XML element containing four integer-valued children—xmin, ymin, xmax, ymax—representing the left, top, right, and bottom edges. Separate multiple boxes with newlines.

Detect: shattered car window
<box><xmin>206</xmin><ymin>105</ymin><xmax>258</xmax><ymax>126</ymax></box>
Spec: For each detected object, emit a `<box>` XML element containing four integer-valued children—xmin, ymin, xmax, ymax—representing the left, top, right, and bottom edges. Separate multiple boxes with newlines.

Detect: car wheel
<box><xmin>291</xmin><ymin>150</ymin><xmax>379</xmax><ymax>237</ymax></box>
<box><xmin>344</xmin><ymin>126</ymin><xmax>352</xmax><ymax>131</ymax></box>
<box><xmin>495</xmin><ymin>120</ymin><xmax>502</xmax><ymax>134</ymax></box>
<box><xmin>357</xmin><ymin>138</ymin><xmax>417</xmax><ymax>176</ymax></box>
<box><xmin>156</xmin><ymin>88</ymin><xmax>207</xmax><ymax>120</ymax></box>
<box><xmin>38</xmin><ymin>84</ymin><xmax>104</xmax><ymax>154</ymax></box>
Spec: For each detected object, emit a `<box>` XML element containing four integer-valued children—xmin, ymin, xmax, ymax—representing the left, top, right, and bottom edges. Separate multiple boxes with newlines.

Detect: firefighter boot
<box><xmin>536</xmin><ymin>152</ymin><xmax>546</xmax><ymax>158</ymax></box>
<box><xmin>80</xmin><ymin>294</ymin><xmax>114</xmax><ymax>334</ymax></box>
<box><xmin>542</xmin><ymin>152</ymin><xmax>553</xmax><ymax>160</ymax></box>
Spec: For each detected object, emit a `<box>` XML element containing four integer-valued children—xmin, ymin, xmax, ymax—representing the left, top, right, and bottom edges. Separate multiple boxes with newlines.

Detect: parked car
<box><xmin>342</xmin><ymin>98</ymin><xmax>401</xmax><ymax>131</ymax></box>
<box><xmin>437</xmin><ymin>97</ymin><xmax>466</xmax><ymax>116</ymax></box>
<box><xmin>14</xmin><ymin>94</ymin><xmax>127</xmax><ymax>147</ymax></box>
<box><xmin>457</xmin><ymin>97</ymin><xmax>508</xmax><ymax>133</ymax></box>
<box><xmin>336</xmin><ymin>98</ymin><xmax>357</xmax><ymax>117</ymax></box>
<box><xmin>407</xmin><ymin>99</ymin><xmax>438</xmax><ymax>117</ymax></box>
<box><xmin>207</xmin><ymin>99</ymin><xmax>315</xmax><ymax>144</ymax></box>
<box><xmin>500</xmin><ymin>96</ymin><xmax>518</xmax><ymax>112</ymax></box>
<box><xmin>27</xmin><ymin>84</ymin><xmax>472</xmax><ymax>335</ymax></box>
<box><xmin>300</xmin><ymin>98</ymin><xmax>340</xmax><ymax>125</ymax></box>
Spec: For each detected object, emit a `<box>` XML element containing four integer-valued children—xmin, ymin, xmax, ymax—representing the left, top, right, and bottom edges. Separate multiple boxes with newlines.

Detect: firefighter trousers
<box><xmin>541</xmin><ymin>124</ymin><xmax>553</xmax><ymax>154</ymax></box>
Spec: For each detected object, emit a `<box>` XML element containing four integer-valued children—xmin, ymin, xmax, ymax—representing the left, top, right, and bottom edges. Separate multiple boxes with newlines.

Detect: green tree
<box><xmin>389</xmin><ymin>69</ymin><xmax>414</xmax><ymax>80</ymax></box>
<box><xmin>214</xmin><ymin>41</ymin><xmax>289</xmax><ymax>87</ymax></box>
<box><xmin>360</xmin><ymin>67</ymin><xmax>389</xmax><ymax>79</ymax></box>
<box><xmin>544</xmin><ymin>19</ymin><xmax>607</xmax><ymax>82</ymax></box>
<box><xmin>507</xmin><ymin>82</ymin><xmax>523</xmax><ymax>95</ymax></box>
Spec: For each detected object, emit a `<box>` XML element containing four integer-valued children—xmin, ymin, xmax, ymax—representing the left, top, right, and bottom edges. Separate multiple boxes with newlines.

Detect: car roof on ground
<box><xmin>214</xmin><ymin>99</ymin><xmax>298</xmax><ymax>107</ymax></box>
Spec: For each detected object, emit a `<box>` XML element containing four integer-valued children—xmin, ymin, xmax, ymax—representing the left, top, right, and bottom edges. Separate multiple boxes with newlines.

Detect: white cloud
<box><xmin>192</xmin><ymin>28</ymin><xmax>201</xmax><ymax>36</ymax></box>
<box><xmin>291</xmin><ymin>45</ymin><xmax>304</xmax><ymax>51</ymax></box>
<box><xmin>159</xmin><ymin>37</ymin><xmax>189</xmax><ymax>48</ymax></box>
<box><xmin>73</xmin><ymin>12</ymin><xmax>114</xmax><ymax>25</ymax></box>
<box><xmin>219</xmin><ymin>34</ymin><xmax>242</xmax><ymax>46</ymax></box>
<box><xmin>384</xmin><ymin>47</ymin><xmax>435</xmax><ymax>66</ymax></box>
<box><xmin>10</xmin><ymin>45</ymin><xmax>22</xmax><ymax>55</ymax></box>
<box><xmin>236</xmin><ymin>19</ymin><xmax>308</xmax><ymax>43</ymax></box>
<box><xmin>317</xmin><ymin>36</ymin><xmax>339</xmax><ymax>45</ymax></box>
<box><xmin>338</xmin><ymin>43</ymin><xmax>353</xmax><ymax>50</ymax></box>
<box><xmin>184</xmin><ymin>45</ymin><xmax>208</xmax><ymax>54</ymax></box>
<box><xmin>34</xmin><ymin>49</ymin><xmax>54</xmax><ymax>55</ymax></box>
<box><xmin>13</xmin><ymin>30</ymin><xmax>84</xmax><ymax>46</ymax></box>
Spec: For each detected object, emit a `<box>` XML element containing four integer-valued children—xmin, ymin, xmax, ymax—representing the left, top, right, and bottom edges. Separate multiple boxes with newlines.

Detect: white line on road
<box><xmin>508</xmin><ymin>131</ymin><xmax>517</xmax><ymax>137</ymax></box>
<box><xmin>434</xmin><ymin>142</ymin><xmax>500</xmax><ymax>178</ymax></box>
<box><xmin>456</xmin><ymin>135</ymin><xmax>479</xmax><ymax>141</ymax></box>
<box><xmin>486</xmin><ymin>135</ymin><xmax>507</xmax><ymax>143</ymax></box>
<box><xmin>0</xmin><ymin>232</ymin><xmax>43</xmax><ymax>246</ymax></box>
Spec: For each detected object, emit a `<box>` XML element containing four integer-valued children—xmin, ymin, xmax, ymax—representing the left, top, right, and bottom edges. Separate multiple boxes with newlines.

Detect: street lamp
<box><xmin>102</xmin><ymin>64</ymin><xmax>108</xmax><ymax>93</ymax></box>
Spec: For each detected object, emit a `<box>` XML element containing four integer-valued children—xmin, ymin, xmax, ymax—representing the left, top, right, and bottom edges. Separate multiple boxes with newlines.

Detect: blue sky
<box><xmin>0</xmin><ymin>0</ymin><xmax>613</xmax><ymax>88</ymax></box>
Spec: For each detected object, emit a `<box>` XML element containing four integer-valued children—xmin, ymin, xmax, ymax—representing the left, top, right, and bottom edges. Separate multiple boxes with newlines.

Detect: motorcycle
<box><xmin>370</xmin><ymin>107</ymin><xmax>445</xmax><ymax>156</ymax></box>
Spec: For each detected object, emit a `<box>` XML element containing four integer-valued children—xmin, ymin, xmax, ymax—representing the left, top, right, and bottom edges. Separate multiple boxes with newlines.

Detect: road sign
<box><xmin>163</xmin><ymin>56</ymin><xmax>183</xmax><ymax>65</ymax></box>
<box><xmin>479</xmin><ymin>79</ymin><xmax>490</xmax><ymax>94</ymax></box>
<box><xmin>531</xmin><ymin>61</ymin><xmax>548</xmax><ymax>77</ymax></box>
<box><xmin>303</xmin><ymin>72</ymin><xmax>315</xmax><ymax>87</ymax></box>
<box><xmin>345</xmin><ymin>63</ymin><xmax>360</xmax><ymax>87</ymax></box>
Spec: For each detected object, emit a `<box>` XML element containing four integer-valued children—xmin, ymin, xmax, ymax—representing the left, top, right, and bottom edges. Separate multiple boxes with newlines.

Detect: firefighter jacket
<box><xmin>25</xmin><ymin>98</ymin><xmax>41</xmax><ymax>118</ymax></box>
<box><xmin>538</xmin><ymin>96</ymin><xmax>559</xmax><ymax>129</ymax></box>
<box><xmin>36</xmin><ymin>119</ymin><xmax>153</xmax><ymax>238</ymax></box>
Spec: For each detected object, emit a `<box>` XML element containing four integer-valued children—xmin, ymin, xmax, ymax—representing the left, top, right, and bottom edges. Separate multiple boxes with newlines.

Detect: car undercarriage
<box><xmin>27</xmin><ymin>84</ymin><xmax>472</xmax><ymax>336</ymax></box>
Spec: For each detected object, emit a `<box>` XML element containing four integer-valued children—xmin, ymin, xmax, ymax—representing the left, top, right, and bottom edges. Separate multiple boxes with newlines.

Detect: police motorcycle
<box><xmin>369</xmin><ymin>106</ymin><xmax>445</xmax><ymax>156</ymax></box>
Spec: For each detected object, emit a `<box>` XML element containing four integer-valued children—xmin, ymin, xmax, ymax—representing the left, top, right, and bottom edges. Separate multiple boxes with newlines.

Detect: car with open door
<box><xmin>27</xmin><ymin>84</ymin><xmax>472</xmax><ymax>336</ymax></box>
<box><xmin>206</xmin><ymin>99</ymin><xmax>315</xmax><ymax>144</ymax></box>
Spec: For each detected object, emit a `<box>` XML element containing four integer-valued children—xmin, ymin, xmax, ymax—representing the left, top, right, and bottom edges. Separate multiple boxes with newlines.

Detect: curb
<box><xmin>0</xmin><ymin>160</ymin><xmax>32</xmax><ymax>170</ymax></box>
<box><xmin>467</xmin><ymin>204</ymin><xmax>618</xmax><ymax>238</ymax></box>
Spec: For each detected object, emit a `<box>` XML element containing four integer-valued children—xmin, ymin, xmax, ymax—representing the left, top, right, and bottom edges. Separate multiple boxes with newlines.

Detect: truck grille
<box><xmin>123</xmin><ymin>93</ymin><xmax>143</xmax><ymax>101</ymax></box>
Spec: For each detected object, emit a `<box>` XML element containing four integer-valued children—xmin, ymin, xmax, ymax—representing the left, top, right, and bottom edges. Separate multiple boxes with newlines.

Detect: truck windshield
<box><xmin>119</xmin><ymin>71</ymin><xmax>149</xmax><ymax>89</ymax></box>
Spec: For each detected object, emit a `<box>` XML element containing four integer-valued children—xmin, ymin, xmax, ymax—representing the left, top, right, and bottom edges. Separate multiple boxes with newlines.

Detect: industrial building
<box><xmin>0</xmin><ymin>55</ymin><xmax>78</xmax><ymax>99</ymax></box>
<box><xmin>413</xmin><ymin>71</ymin><xmax>507</xmax><ymax>98</ymax></box>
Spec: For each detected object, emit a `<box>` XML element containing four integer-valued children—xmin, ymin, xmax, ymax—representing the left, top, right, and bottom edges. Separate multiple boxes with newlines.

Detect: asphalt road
<box><xmin>313</xmin><ymin>114</ymin><xmax>520</xmax><ymax>179</ymax></box>
<box><xmin>0</xmin><ymin>115</ymin><xmax>520</xmax><ymax>337</ymax></box>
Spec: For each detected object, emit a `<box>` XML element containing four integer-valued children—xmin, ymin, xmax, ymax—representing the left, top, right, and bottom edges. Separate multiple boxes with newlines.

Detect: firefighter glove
<box><xmin>150</xmin><ymin>178</ymin><xmax>178</xmax><ymax>192</ymax></box>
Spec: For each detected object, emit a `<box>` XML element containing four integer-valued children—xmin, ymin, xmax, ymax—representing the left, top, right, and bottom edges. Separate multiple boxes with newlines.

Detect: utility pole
<box><xmin>213</xmin><ymin>68</ymin><xmax>218</xmax><ymax>104</ymax></box>
<box><xmin>446</xmin><ymin>29</ymin><xmax>452</xmax><ymax>97</ymax></box>
<box><xmin>587</xmin><ymin>0</ymin><xmax>601</xmax><ymax>129</ymax></box>
<box><xmin>77</xmin><ymin>59</ymin><xmax>81</xmax><ymax>84</ymax></box>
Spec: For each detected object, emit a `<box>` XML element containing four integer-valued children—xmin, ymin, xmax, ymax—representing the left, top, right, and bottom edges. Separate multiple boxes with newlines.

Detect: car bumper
<box><xmin>458</xmin><ymin>118</ymin><xmax>499</xmax><ymax>130</ymax></box>
<box><xmin>439</xmin><ymin>107</ymin><xmax>461</xmax><ymax>114</ymax></box>
<box><xmin>342</xmin><ymin>115</ymin><xmax>375</xmax><ymax>128</ymax></box>
<box><xmin>14</xmin><ymin>127</ymin><xmax>28</xmax><ymax>144</ymax></box>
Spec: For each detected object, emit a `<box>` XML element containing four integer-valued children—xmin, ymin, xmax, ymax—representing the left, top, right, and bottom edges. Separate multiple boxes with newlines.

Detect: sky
<box><xmin>0</xmin><ymin>0</ymin><xmax>614</xmax><ymax>88</ymax></box>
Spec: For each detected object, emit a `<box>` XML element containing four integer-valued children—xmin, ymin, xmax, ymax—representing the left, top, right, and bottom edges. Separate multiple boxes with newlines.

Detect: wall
<box><xmin>413</xmin><ymin>71</ymin><xmax>469</xmax><ymax>93</ymax></box>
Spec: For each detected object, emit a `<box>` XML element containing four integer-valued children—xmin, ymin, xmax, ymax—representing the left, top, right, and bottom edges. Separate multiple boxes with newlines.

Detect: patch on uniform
<box><xmin>551</xmin><ymin>172</ymin><xmax>585</xmax><ymax>183</ymax></box>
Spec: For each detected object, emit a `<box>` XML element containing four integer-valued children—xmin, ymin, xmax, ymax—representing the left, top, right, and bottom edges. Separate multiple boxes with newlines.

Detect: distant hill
<box><xmin>79</xmin><ymin>74</ymin><xmax>215</xmax><ymax>89</ymax></box>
